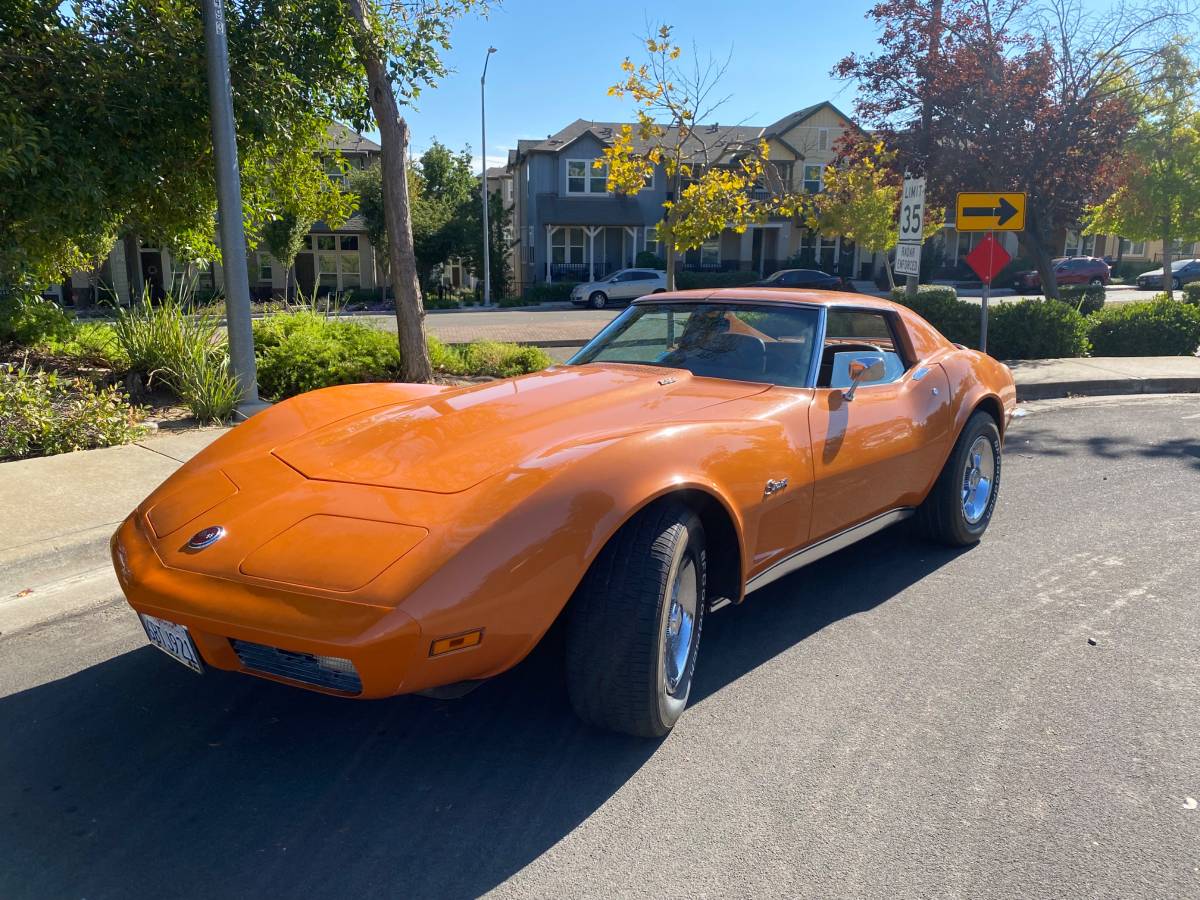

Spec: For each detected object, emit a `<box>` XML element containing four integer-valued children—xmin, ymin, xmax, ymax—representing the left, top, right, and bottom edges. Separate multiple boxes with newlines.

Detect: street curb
<box><xmin>0</xmin><ymin>523</ymin><xmax>117</xmax><ymax>595</ymax></box>
<box><xmin>1016</xmin><ymin>377</ymin><xmax>1200</xmax><ymax>401</ymax></box>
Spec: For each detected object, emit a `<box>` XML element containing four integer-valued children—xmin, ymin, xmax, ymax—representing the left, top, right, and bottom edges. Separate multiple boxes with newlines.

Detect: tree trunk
<box><xmin>1026</xmin><ymin>206</ymin><xmax>1059</xmax><ymax>300</ymax></box>
<box><xmin>344</xmin><ymin>0</ymin><xmax>432</xmax><ymax>382</ymax></box>
<box><xmin>122</xmin><ymin>230</ymin><xmax>144</xmax><ymax>305</ymax></box>
<box><xmin>1161</xmin><ymin>216</ymin><xmax>1174</xmax><ymax>299</ymax></box>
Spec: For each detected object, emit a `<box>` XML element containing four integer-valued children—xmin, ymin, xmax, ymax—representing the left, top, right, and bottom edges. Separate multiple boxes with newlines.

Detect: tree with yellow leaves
<box><xmin>601</xmin><ymin>25</ymin><xmax>806</xmax><ymax>290</ymax></box>
<box><xmin>808</xmin><ymin>141</ymin><xmax>944</xmax><ymax>289</ymax></box>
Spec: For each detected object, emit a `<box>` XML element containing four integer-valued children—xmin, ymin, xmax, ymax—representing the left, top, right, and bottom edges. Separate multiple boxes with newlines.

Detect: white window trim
<box><xmin>566</xmin><ymin>158</ymin><xmax>609</xmax><ymax>195</ymax></box>
<box><xmin>256</xmin><ymin>252</ymin><xmax>273</xmax><ymax>283</ymax></box>
<box><xmin>818</xmin><ymin>128</ymin><xmax>830</xmax><ymax>152</ymax></box>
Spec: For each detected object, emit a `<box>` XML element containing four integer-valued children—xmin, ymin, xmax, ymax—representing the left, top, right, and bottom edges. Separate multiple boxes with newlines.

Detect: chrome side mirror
<box><xmin>843</xmin><ymin>355</ymin><xmax>885</xmax><ymax>401</ymax></box>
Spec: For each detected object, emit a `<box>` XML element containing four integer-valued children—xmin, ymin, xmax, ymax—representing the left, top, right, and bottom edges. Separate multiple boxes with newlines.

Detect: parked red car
<box><xmin>1011</xmin><ymin>256</ymin><xmax>1110</xmax><ymax>291</ymax></box>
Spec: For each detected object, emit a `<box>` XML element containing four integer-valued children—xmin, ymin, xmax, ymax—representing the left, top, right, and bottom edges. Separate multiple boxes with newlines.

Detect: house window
<box><xmin>818</xmin><ymin>128</ymin><xmax>830</xmax><ymax>152</ymax></box>
<box><xmin>1120</xmin><ymin>238</ymin><xmax>1146</xmax><ymax>257</ymax></box>
<box><xmin>803</xmin><ymin>164</ymin><xmax>823</xmax><ymax>193</ymax></box>
<box><xmin>646</xmin><ymin>225</ymin><xmax>660</xmax><ymax>256</ymax></box>
<box><xmin>552</xmin><ymin>228</ymin><xmax>586</xmax><ymax>264</ymax></box>
<box><xmin>1063</xmin><ymin>231</ymin><xmax>1093</xmax><ymax>257</ymax></box>
<box><xmin>566</xmin><ymin>159</ymin><xmax>608</xmax><ymax>195</ymax></box>
<box><xmin>503</xmin><ymin>179</ymin><xmax>513</xmax><ymax>203</ymax></box>
<box><xmin>700</xmin><ymin>239</ymin><xmax>720</xmax><ymax>267</ymax></box>
<box><xmin>324</xmin><ymin>158</ymin><xmax>348</xmax><ymax>188</ymax></box>
<box><xmin>643</xmin><ymin>168</ymin><xmax>656</xmax><ymax>190</ymax></box>
<box><xmin>311</xmin><ymin>234</ymin><xmax>361</xmax><ymax>290</ymax></box>
<box><xmin>256</xmin><ymin>253</ymin><xmax>272</xmax><ymax>283</ymax></box>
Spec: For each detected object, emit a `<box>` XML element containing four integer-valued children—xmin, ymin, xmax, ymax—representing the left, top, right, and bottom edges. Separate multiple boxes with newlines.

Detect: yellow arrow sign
<box><xmin>956</xmin><ymin>192</ymin><xmax>1026</xmax><ymax>232</ymax></box>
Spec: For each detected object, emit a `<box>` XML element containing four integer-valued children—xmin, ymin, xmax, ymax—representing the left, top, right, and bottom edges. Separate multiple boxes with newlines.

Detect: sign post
<box><xmin>896</xmin><ymin>176</ymin><xmax>926</xmax><ymax>287</ymax></box>
<box><xmin>964</xmin><ymin>232</ymin><xmax>1012</xmax><ymax>353</ymax></box>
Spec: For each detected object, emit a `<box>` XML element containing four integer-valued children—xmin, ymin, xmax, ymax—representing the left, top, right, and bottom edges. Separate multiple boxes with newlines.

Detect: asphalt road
<box><xmin>2</xmin><ymin>394</ymin><xmax>1198</xmax><ymax>899</ymax></box>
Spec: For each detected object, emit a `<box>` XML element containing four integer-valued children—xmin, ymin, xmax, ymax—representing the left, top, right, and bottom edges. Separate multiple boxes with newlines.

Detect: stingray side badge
<box><xmin>187</xmin><ymin>525</ymin><xmax>225</xmax><ymax>550</ymax></box>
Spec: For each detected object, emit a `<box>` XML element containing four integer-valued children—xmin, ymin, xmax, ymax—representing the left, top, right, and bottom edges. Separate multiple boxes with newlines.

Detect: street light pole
<box><xmin>480</xmin><ymin>46</ymin><xmax>497</xmax><ymax>306</ymax></box>
<box><xmin>202</xmin><ymin>0</ymin><xmax>261</xmax><ymax>415</ymax></box>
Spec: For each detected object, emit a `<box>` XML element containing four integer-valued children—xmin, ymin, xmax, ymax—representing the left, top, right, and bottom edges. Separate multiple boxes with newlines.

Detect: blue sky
<box><xmin>394</xmin><ymin>0</ymin><xmax>888</xmax><ymax>171</ymax></box>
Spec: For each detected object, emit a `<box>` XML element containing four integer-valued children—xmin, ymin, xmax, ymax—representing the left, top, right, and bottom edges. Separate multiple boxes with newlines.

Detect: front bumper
<box><xmin>113</xmin><ymin>515</ymin><xmax>423</xmax><ymax>698</ymax></box>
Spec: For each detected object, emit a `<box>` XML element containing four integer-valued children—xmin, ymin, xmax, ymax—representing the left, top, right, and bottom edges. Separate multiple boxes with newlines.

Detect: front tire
<box><xmin>588</xmin><ymin>291</ymin><xmax>608</xmax><ymax>310</ymax></box>
<box><xmin>565</xmin><ymin>502</ymin><xmax>706</xmax><ymax>737</ymax></box>
<box><xmin>918</xmin><ymin>410</ymin><xmax>1002</xmax><ymax>546</ymax></box>
<box><xmin>1173</xmin><ymin>277</ymin><xmax>1183</xmax><ymax>291</ymax></box>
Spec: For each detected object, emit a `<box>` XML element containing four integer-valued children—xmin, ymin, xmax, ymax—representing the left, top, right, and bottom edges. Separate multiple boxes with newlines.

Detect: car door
<box><xmin>806</xmin><ymin>307</ymin><xmax>954</xmax><ymax>542</ymax></box>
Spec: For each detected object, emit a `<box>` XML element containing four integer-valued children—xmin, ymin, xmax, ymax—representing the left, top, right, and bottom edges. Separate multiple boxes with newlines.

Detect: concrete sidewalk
<box><xmin>1008</xmin><ymin>356</ymin><xmax>1200</xmax><ymax>400</ymax></box>
<box><xmin>0</xmin><ymin>427</ymin><xmax>226</xmax><ymax>634</ymax></box>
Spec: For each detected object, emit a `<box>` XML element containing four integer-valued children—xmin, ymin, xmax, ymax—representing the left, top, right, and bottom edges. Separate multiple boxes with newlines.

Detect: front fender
<box><xmin>391</xmin><ymin>418</ymin><xmax>797</xmax><ymax>691</ymax></box>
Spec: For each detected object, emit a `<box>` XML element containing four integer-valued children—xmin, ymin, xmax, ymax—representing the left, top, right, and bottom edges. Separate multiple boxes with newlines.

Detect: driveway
<box><xmin>1</xmin><ymin>394</ymin><xmax>1197</xmax><ymax>899</ymax></box>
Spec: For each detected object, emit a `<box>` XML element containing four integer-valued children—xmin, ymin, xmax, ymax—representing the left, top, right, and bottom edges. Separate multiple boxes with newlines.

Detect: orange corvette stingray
<box><xmin>113</xmin><ymin>290</ymin><xmax>1015</xmax><ymax>736</ymax></box>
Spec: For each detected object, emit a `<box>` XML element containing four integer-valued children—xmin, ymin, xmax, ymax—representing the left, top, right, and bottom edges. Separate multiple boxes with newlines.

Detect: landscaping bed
<box><xmin>1</xmin><ymin>294</ymin><xmax>554</xmax><ymax>462</ymax></box>
<box><xmin>891</xmin><ymin>286</ymin><xmax>1200</xmax><ymax>359</ymax></box>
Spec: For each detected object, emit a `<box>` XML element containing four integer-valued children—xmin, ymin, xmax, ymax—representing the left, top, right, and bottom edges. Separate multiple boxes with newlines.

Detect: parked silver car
<box><xmin>1136</xmin><ymin>259</ymin><xmax>1200</xmax><ymax>291</ymax></box>
<box><xmin>570</xmin><ymin>269</ymin><xmax>668</xmax><ymax>309</ymax></box>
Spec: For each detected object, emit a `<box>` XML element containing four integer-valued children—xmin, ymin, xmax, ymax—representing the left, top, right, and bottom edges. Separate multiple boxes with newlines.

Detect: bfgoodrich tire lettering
<box><xmin>565</xmin><ymin>501</ymin><xmax>706</xmax><ymax>737</ymax></box>
<box><xmin>918</xmin><ymin>410</ymin><xmax>1002</xmax><ymax>546</ymax></box>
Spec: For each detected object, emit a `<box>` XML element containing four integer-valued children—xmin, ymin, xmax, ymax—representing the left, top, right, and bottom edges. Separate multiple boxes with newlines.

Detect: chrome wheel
<box><xmin>961</xmin><ymin>436</ymin><xmax>996</xmax><ymax>524</ymax></box>
<box><xmin>662</xmin><ymin>556</ymin><xmax>698</xmax><ymax>696</ymax></box>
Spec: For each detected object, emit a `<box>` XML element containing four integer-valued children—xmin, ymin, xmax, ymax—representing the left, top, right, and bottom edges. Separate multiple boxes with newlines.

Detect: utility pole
<box><xmin>202</xmin><ymin>0</ymin><xmax>262</xmax><ymax>415</ymax></box>
<box><xmin>480</xmin><ymin>46</ymin><xmax>497</xmax><ymax>306</ymax></box>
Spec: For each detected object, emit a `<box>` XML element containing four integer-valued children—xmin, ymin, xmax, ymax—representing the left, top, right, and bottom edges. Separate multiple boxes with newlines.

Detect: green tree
<box><xmin>809</xmin><ymin>141</ymin><xmax>944</xmax><ymax>289</ymax></box>
<box><xmin>0</xmin><ymin>0</ymin><xmax>361</xmax><ymax>292</ymax></box>
<box><xmin>1084</xmin><ymin>41</ymin><xmax>1200</xmax><ymax>298</ymax></box>
<box><xmin>601</xmin><ymin>25</ymin><xmax>805</xmax><ymax>290</ymax></box>
<box><xmin>261</xmin><ymin>213</ymin><xmax>313</xmax><ymax>302</ymax></box>
<box><xmin>348</xmin><ymin>163</ymin><xmax>389</xmax><ymax>300</ymax></box>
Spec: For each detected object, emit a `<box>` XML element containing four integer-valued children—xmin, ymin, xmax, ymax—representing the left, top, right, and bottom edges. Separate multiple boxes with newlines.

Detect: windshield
<box><xmin>1171</xmin><ymin>259</ymin><xmax>1195</xmax><ymax>271</ymax></box>
<box><xmin>568</xmin><ymin>302</ymin><xmax>820</xmax><ymax>387</ymax></box>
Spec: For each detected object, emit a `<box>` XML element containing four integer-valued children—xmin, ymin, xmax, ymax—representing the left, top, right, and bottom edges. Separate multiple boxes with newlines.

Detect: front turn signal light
<box><xmin>429</xmin><ymin>629</ymin><xmax>483</xmax><ymax>657</ymax></box>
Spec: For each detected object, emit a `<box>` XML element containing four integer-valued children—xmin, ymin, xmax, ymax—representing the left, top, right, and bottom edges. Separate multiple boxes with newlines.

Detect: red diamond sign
<box><xmin>964</xmin><ymin>233</ymin><xmax>1011</xmax><ymax>284</ymax></box>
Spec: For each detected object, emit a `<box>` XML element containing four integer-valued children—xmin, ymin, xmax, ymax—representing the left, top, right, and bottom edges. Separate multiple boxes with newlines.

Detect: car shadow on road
<box><xmin>0</xmin><ymin>527</ymin><xmax>964</xmax><ymax>900</ymax></box>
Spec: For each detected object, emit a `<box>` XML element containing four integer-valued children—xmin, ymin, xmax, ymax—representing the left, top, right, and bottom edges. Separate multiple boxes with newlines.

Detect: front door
<box><xmin>807</xmin><ymin>308</ymin><xmax>953</xmax><ymax>541</ymax></box>
<box><xmin>139</xmin><ymin>251</ymin><xmax>165</xmax><ymax>302</ymax></box>
<box><xmin>295</xmin><ymin>253</ymin><xmax>315</xmax><ymax>298</ymax></box>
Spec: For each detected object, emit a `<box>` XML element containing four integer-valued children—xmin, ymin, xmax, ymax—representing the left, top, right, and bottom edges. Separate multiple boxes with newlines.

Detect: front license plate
<box><xmin>139</xmin><ymin>614</ymin><xmax>204</xmax><ymax>674</ymax></box>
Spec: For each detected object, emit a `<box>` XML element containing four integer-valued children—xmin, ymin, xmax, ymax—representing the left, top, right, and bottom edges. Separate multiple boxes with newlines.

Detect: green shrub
<box><xmin>1057</xmin><ymin>285</ymin><xmax>1106</xmax><ymax>316</ymax></box>
<box><xmin>0</xmin><ymin>364</ymin><xmax>146</xmax><ymax>461</ymax></box>
<box><xmin>253</xmin><ymin>312</ymin><xmax>400</xmax><ymax>399</ymax></box>
<box><xmin>891</xmin><ymin>286</ymin><xmax>980</xmax><ymax>346</ymax></box>
<box><xmin>675</xmin><ymin>270</ymin><xmax>760</xmax><ymax>290</ymax></box>
<box><xmin>523</xmin><ymin>282</ymin><xmax>579</xmax><ymax>303</ymax></box>
<box><xmin>37</xmin><ymin>322</ymin><xmax>130</xmax><ymax>369</ymax></box>
<box><xmin>427</xmin><ymin>336</ymin><xmax>553</xmax><ymax>378</ymax></box>
<box><xmin>460</xmin><ymin>341</ymin><xmax>554</xmax><ymax>377</ymax></box>
<box><xmin>1087</xmin><ymin>297</ymin><xmax>1200</xmax><ymax>356</ymax></box>
<box><xmin>988</xmin><ymin>300</ymin><xmax>1091</xmax><ymax>359</ymax></box>
<box><xmin>113</xmin><ymin>297</ymin><xmax>239</xmax><ymax>421</ymax></box>
<box><xmin>635</xmin><ymin>251</ymin><xmax>667</xmax><ymax>269</ymax></box>
<box><xmin>0</xmin><ymin>294</ymin><xmax>75</xmax><ymax>345</ymax></box>
<box><xmin>1182</xmin><ymin>283</ymin><xmax>1200</xmax><ymax>305</ymax></box>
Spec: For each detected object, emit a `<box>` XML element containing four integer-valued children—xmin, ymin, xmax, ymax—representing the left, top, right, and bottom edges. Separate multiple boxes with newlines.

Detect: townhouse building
<box><xmin>505</xmin><ymin>102</ymin><xmax>879</xmax><ymax>292</ymax></box>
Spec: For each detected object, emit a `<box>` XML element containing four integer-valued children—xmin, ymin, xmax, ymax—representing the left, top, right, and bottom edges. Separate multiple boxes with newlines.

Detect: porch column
<box><xmin>624</xmin><ymin>226</ymin><xmax>637</xmax><ymax>267</ymax></box>
<box><xmin>585</xmin><ymin>226</ymin><xmax>601</xmax><ymax>281</ymax></box>
<box><xmin>546</xmin><ymin>225</ymin><xmax>555</xmax><ymax>283</ymax></box>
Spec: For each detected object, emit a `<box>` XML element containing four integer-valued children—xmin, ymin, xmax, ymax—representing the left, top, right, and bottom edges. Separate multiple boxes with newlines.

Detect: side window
<box><xmin>819</xmin><ymin>310</ymin><xmax>909</xmax><ymax>389</ymax></box>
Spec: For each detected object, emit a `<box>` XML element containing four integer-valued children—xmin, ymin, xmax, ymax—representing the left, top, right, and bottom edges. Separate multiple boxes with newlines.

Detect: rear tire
<box><xmin>918</xmin><ymin>410</ymin><xmax>1002</xmax><ymax>546</ymax></box>
<box><xmin>565</xmin><ymin>502</ymin><xmax>706</xmax><ymax>737</ymax></box>
<box><xmin>1089</xmin><ymin>277</ymin><xmax>1103</xmax><ymax>286</ymax></box>
<box><xmin>588</xmin><ymin>291</ymin><xmax>608</xmax><ymax>309</ymax></box>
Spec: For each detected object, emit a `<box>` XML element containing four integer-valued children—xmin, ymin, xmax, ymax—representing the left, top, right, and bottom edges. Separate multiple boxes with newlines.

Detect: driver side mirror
<box><xmin>843</xmin><ymin>355</ymin><xmax>886</xmax><ymax>401</ymax></box>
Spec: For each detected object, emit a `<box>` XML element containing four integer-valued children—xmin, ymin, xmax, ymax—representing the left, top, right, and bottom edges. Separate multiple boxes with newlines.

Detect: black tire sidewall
<box><xmin>952</xmin><ymin>415</ymin><xmax>1002</xmax><ymax>541</ymax></box>
<box><xmin>653</xmin><ymin>524</ymin><xmax>706</xmax><ymax>730</ymax></box>
<box><xmin>589</xmin><ymin>291</ymin><xmax>607</xmax><ymax>309</ymax></box>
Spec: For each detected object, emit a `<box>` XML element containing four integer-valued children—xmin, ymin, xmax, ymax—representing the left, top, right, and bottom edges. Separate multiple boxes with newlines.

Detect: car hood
<box><xmin>1139</xmin><ymin>268</ymin><xmax>1164</xmax><ymax>277</ymax></box>
<box><xmin>272</xmin><ymin>364</ymin><xmax>768</xmax><ymax>493</ymax></box>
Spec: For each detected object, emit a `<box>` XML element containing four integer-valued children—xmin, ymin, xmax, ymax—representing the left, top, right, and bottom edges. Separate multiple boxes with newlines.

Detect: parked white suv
<box><xmin>570</xmin><ymin>269</ymin><xmax>668</xmax><ymax>309</ymax></box>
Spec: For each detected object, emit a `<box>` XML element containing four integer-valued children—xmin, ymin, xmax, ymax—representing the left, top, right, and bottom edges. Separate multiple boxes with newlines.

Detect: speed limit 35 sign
<box><xmin>899</xmin><ymin>176</ymin><xmax>926</xmax><ymax>242</ymax></box>
<box><xmin>894</xmin><ymin>175</ymin><xmax>926</xmax><ymax>277</ymax></box>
